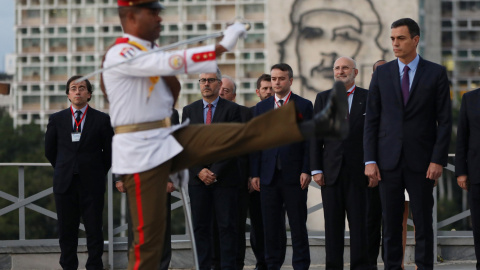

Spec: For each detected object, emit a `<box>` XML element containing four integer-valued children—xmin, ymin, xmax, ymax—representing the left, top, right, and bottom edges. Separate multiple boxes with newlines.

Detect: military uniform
<box><xmin>103</xmin><ymin>33</ymin><xmax>305</xmax><ymax>270</ymax></box>
<box><xmin>103</xmin><ymin>1</ymin><xmax>346</xmax><ymax>269</ymax></box>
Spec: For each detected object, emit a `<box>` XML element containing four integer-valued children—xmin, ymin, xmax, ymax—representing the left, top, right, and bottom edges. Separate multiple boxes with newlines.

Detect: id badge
<box><xmin>71</xmin><ymin>132</ymin><xmax>81</xmax><ymax>142</ymax></box>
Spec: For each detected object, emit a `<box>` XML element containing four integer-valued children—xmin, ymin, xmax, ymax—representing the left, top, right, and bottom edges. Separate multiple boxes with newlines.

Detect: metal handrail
<box><xmin>0</xmin><ymin>159</ymin><xmax>471</xmax><ymax>268</ymax></box>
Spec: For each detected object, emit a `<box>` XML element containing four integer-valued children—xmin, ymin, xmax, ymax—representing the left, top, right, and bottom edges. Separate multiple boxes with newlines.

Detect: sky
<box><xmin>0</xmin><ymin>1</ymin><xmax>15</xmax><ymax>72</ymax></box>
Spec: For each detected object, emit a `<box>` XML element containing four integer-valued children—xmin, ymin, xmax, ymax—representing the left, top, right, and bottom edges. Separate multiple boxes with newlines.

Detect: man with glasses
<box><xmin>182</xmin><ymin>69</ymin><xmax>242</xmax><ymax>270</ymax></box>
<box><xmin>45</xmin><ymin>75</ymin><xmax>114</xmax><ymax>270</ymax></box>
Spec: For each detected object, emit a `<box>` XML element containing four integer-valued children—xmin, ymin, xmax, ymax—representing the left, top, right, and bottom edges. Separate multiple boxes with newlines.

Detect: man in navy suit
<box><xmin>311</xmin><ymin>56</ymin><xmax>371</xmax><ymax>270</ymax></box>
<box><xmin>45</xmin><ymin>75</ymin><xmax>114</xmax><ymax>270</ymax></box>
<box><xmin>364</xmin><ymin>18</ymin><xmax>452</xmax><ymax>270</ymax></box>
<box><xmin>182</xmin><ymin>69</ymin><xmax>242</xmax><ymax>270</ymax></box>
<box><xmin>455</xmin><ymin>88</ymin><xmax>480</xmax><ymax>270</ymax></box>
<box><xmin>250</xmin><ymin>63</ymin><xmax>313</xmax><ymax>270</ymax></box>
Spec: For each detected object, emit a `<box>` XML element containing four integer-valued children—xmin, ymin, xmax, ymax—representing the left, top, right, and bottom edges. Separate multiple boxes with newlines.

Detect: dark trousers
<box><xmin>380</xmin><ymin>160</ymin><xmax>435</xmax><ymax>270</ymax></box>
<box><xmin>54</xmin><ymin>174</ymin><xmax>105</xmax><ymax>270</ymax></box>
<box><xmin>249</xmin><ymin>190</ymin><xmax>267</xmax><ymax>269</ymax></box>
<box><xmin>212</xmin><ymin>185</ymin><xmax>250</xmax><ymax>270</ymax></box>
<box><xmin>366</xmin><ymin>186</ymin><xmax>383</xmax><ymax>269</ymax></box>
<box><xmin>321</xmin><ymin>169</ymin><xmax>370</xmax><ymax>270</ymax></box>
<box><xmin>236</xmin><ymin>186</ymin><xmax>249</xmax><ymax>269</ymax></box>
<box><xmin>127</xmin><ymin>193</ymin><xmax>171</xmax><ymax>270</ymax></box>
<box><xmin>189</xmin><ymin>184</ymin><xmax>238</xmax><ymax>270</ymax></box>
<box><xmin>469</xmin><ymin>184</ymin><xmax>480</xmax><ymax>270</ymax></box>
<box><xmin>261</xmin><ymin>170</ymin><xmax>310</xmax><ymax>270</ymax></box>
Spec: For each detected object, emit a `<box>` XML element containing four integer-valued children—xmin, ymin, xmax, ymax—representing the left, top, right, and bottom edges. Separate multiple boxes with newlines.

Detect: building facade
<box><xmin>441</xmin><ymin>0</ymin><xmax>480</xmax><ymax>106</ymax></box>
<box><xmin>16</xmin><ymin>0</ymin><xmax>470</xmax><ymax>129</ymax></box>
<box><xmin>13</xmin><ymin>0</ymin><xmax>268</xmax><ymax>128</ymax></box>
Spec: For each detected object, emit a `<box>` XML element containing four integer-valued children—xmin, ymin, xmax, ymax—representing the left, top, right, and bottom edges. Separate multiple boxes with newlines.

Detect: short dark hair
<box><xmin>391</xmin><ymin>18</ymin><xmax>420</xmax><ymax>38</ymax></box>
<box><xmin>256</xmin><ymin>74</ymin><xmax>271</xmax><ymax>89</ymax></box>
<box><xmin>66</xmin><ymin>75</ymin><xmax>93</xmax><ymax>102</ymax></box>
<box><xmin>270</xmin><ymin>63</ymin><xmax>293</xmax><ymax>79</ymax></box>
<box><xmin>372</xmin><ymin>59</ymin><xmax>387</xmax><ymax>72</ymax></box>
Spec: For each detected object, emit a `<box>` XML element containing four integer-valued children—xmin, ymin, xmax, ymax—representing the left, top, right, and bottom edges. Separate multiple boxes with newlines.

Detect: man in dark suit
<box><xmin>249</xmin><ymin>74</ymin><xmax>276</xmax><ymax>270</ymax></box>
<box><xmin>45</xmin><ymin>75</ymin><xmax>114</xmax><ymax>270</ymax></box>
<box><xmin>455</xmin><ymin>88</ymin><xmax>480</xmax><ymax>270</ymax></box>
<box><xmin>364</xmin><ymin>18</ymin><xmax>452</xmax><ymax>270</ymax></box>
<box><xmin>182</xmin><ymin>69</ymin><xmax>242</xmax><ymax>270</ymax></box>
<box><xmin>250</xmin><ymin>63</ymin><xmax>313</xmax><ymax>270</ymax></box>
<box><xmin>219</xmin><ymin>74</ymin><xmax>253</xmax><ymax>270</ymax></box>
<box><xmin>366</xmin><ymin>60</ymin><xmax>387</xmax><ymax>269</ymax></box>
<box><xmin>311</xmin><ymin>56</ymin><xmax>371</xmax><ymax>270</ymax></box>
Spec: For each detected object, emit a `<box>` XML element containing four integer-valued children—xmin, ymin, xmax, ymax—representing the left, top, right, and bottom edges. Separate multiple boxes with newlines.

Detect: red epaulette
<box><xmin>191</xmin><ymin>51</ymin><xmax>216</xmax><ymax>62</ymax></box>
<box><xmin>115</xmin><ymin>37</ymin><xmax>130</xmax><ymax>44</ymax></box>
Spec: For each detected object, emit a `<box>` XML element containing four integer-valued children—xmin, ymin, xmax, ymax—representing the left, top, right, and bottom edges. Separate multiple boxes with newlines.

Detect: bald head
<box><xmin>333</xmin><ymin>57</ymin><xmax>358</xmax><ymax>89</ymax></box>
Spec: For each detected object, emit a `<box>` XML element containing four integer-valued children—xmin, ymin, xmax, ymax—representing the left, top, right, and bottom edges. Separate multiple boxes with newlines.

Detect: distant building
<box><xmin>440</xmin><ymin>0</ymin><xmax>480</xmax><ymax>105</ymax></box>
<box><xmin>14</xmin><ymin>0</ymin><xmax>476</xmax><ymax>128</ymax></box>
<box><xmin>13</xmin><ymin>0</ymin><xmax>268</xmax><ymax>128</ymax></box>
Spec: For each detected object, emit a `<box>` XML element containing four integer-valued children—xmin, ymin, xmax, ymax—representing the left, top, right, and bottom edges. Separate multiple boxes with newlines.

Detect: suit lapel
<box><xmin>194</xmin><ymin>100</ymin><xmax>205</xmax><ymax>124</ymax></box>
<box><xmin>78</xmin><ymin>106</ymin><xmax>94</xmax><ymax>146</ymax></box>
<box><xmin>407</xmin><ymin>57</ymin><xmax>425</xmax><ymax>106</ymax></box>
<box><xmin>212</xmin><ymin>98</ymin><xmax>224</xmax><ymax>123</ymax></box>
<box><xmin>391</xmin><ymin>61</ymin><xmax>404</xmax><ymax>108</ymax></box>
<box><xmin>349</xmin><ymin>88</ymin><xmax>365</xmax><ymax>125</ymax></box>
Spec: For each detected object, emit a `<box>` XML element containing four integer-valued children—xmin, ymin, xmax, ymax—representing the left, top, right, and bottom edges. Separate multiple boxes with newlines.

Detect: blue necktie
<box><xmin>401</xmin><ymin>65</ymin><xmax>410</xmax><ymax>106</ymax></box>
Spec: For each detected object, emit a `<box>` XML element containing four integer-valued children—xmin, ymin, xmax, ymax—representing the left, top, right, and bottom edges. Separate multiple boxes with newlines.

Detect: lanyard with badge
<box><xmin>71</xmin><ymin>105</ymin><xmax>88</xmax><ymax>142</ymax></box>
<box><xmin>274</xmin><ymin>91</ymin><xmax>292</xmax><ymax>108</ymax></box>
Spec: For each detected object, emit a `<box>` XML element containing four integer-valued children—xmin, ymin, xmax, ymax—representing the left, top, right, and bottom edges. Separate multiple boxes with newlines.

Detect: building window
<box><xmin>58</xmin><ymin>27</ymin><xmax>68</xmax><ymax>34</ymax></box>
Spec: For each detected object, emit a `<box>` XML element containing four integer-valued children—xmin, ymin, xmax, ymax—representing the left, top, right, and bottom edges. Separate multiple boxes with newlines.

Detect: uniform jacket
<box><xmin>103</xmin><ymin>33</ymin><xmax>218</xmax><ymax>174</ymax></box>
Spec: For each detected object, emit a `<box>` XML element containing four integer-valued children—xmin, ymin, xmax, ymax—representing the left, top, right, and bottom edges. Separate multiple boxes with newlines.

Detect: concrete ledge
<box><xmin>0</xmin><ymin>236</ymin><xmax>477</xmax><ymax>269</ymax></box>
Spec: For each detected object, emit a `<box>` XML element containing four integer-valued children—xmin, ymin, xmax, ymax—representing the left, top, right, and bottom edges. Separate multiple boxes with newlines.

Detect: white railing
<box><xmin>0</xmin><ymin>157</ymin><xmax>470</xmax><ymax>268</ymax></box>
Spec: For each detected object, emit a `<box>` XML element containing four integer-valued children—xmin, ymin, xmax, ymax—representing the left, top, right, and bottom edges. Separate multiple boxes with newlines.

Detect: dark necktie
<box><xmin>276</xmin><ymin>99</ymin><xmax>284</xmax><ymax>170</ymax></box>
<box><xmin>206</xmin><ymin>104</ymin><xmax>212</xmax><ymax>125</ymax></box>
<box><xmin>75</xmin><ymin>110</ymin><xmax>82</xmax><ymax>132</ymax></box>
<box><xmin>401</xmin><ymin>65</ymin><xmax>410</xmax><ymax>106</ymax></box>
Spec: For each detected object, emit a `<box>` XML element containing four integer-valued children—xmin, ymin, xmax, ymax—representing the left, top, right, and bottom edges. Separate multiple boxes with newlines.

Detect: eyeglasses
<box><xmin>199</xmin><ymin>78</ymin><xmax>219</xmax><ymax>84</ymax></box>
<box><xmin>69</xmin><ymin>86</ymin><xmax>87</xmax><ymax>92</ymax></box>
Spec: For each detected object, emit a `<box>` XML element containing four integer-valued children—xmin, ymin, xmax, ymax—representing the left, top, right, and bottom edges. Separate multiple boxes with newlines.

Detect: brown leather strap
<box><xmin>115</xmin><ymin>118</ymin><xmax>171</xmax><ymax>134</ymax></box>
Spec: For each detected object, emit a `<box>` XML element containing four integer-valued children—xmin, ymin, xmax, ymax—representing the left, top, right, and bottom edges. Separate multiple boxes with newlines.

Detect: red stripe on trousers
<box><xmin>133</xmin><ymin>173</ymin><xmax>145</xmax><ymax>270</ymax></box>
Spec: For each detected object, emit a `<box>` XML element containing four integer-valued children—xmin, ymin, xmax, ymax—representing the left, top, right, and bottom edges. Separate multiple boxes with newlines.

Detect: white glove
<box><xmin>219</xmin><ymin>22</ymin><xmax>248</xmax><ymax>51</ymax></box>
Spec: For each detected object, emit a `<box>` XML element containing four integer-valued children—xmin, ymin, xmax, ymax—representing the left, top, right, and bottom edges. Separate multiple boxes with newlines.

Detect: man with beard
<box><xmin>311</xmin><ymin>57</ymin><xmax>371</xmax><ymax>269</ymax></box>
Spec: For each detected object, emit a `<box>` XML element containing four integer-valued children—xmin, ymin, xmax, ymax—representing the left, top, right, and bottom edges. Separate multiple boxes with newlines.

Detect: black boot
<box><xmin>299</xmin><ymin>81</ymin><xmax>349</xmax><ymax>139</ymax></box>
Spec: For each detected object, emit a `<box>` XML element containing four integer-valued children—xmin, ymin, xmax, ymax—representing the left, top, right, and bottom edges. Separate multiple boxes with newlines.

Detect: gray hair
<box><xmin>199</xmin><ymin>68</ymin><xmax>222</xmax><ymax>80</ymax></box>
<box><xmin>221</xmin><ymin>75</ymin><xmax>237</xmax><ymax>94</ymax></box>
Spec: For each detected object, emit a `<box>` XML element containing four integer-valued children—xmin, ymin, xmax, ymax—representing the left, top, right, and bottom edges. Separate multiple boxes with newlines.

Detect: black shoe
<box><xmin>254</xmin><ymin>263</ymin><xmax>268</xmax><ymax>270</ymax></box>
<box><xmin>300</xmin><ymin>81</ymin><xmax>349</xmax><ymax>139</ymax></box>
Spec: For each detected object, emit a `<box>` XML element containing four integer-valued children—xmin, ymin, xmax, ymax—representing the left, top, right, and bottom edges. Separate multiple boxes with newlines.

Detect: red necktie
<box><xmin>206</xmin><ymin>104</ymin><xmax>212</xmax><ymax>125</ymax></box>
